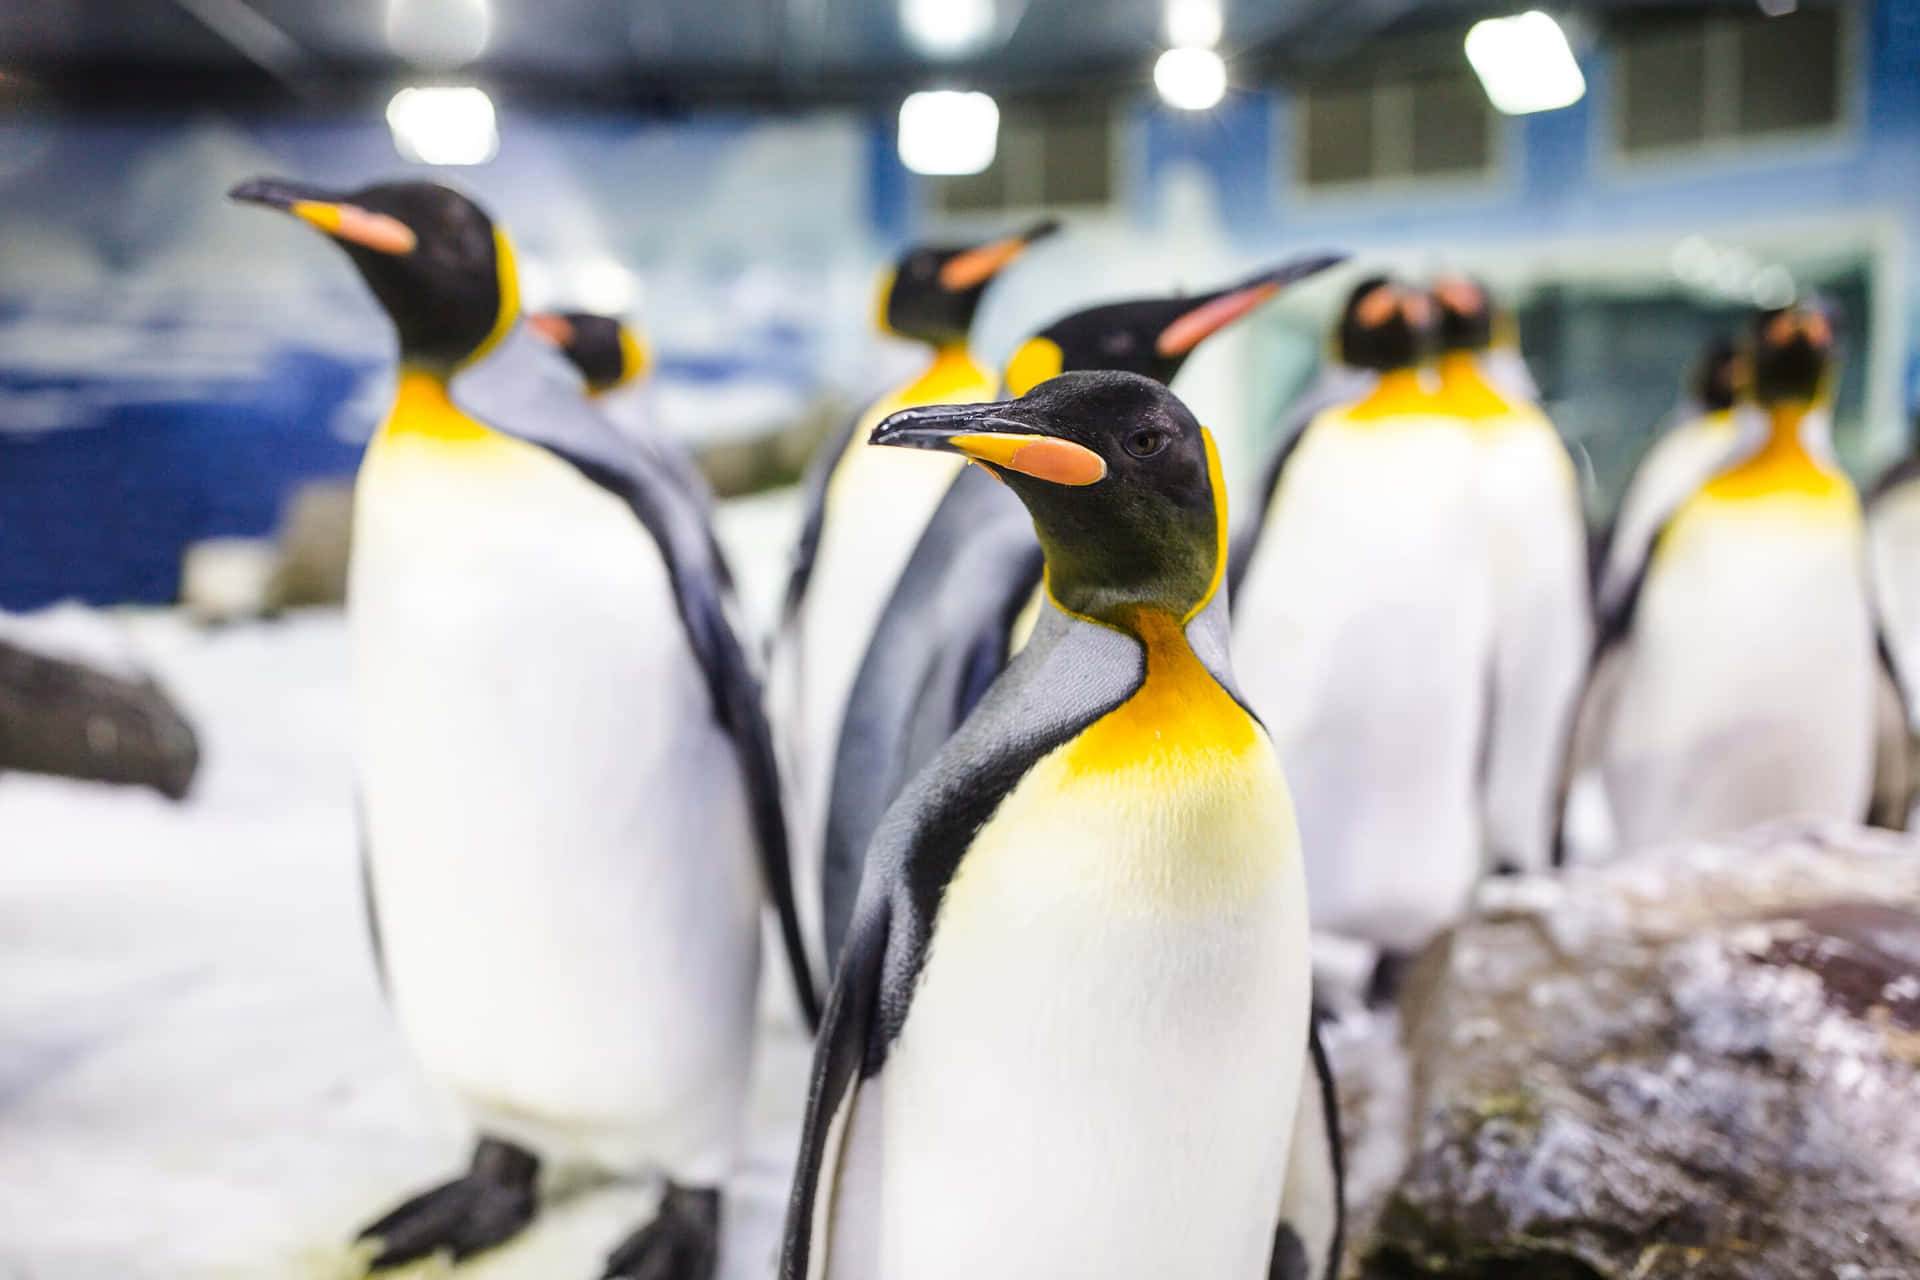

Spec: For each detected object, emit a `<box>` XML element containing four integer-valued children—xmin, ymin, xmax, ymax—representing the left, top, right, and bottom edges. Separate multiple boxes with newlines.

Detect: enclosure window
<box><xmin>1615</xmin><ymin>7</ymin><xmax>1845</xmax><ymax>157</ymax></box>
<box><xmin>1295</xmin><ymin>65</ymin><xmax>1495</xmax><ymax>192</ymax></box>
<box><xmin>928</xmin><ymin>105</ymin><xmax>1116</xmax><ymax>214</ymax></box>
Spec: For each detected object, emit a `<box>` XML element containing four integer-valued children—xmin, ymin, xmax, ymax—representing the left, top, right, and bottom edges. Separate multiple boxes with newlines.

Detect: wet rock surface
<box><xmin>1349</xmin><ymin>823</ymin><xmax>1920</xmax><ymax>1280</ymax></box>
<box><xmin>0</xmin><ymin>637</ymin><xmax>200</xmax><ymax>799</ymax></box>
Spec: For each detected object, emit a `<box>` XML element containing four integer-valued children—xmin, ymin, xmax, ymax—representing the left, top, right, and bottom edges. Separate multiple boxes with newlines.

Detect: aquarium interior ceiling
<box><xmin>0</xmin><ymin>0</ymin><xmax>1819</xmax><ymax>108</ymax></box>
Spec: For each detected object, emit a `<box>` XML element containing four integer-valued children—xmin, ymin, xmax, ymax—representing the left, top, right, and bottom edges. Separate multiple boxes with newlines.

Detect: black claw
<box><xmin>603</xmin><ymin>1183</ymin><xmax>721</xmax><ymax>1280</ymax></box>
<box><xmin>357</xmin><ymin>1136</ymin><xmax>541</xmax><ymax>1270</ymax></box>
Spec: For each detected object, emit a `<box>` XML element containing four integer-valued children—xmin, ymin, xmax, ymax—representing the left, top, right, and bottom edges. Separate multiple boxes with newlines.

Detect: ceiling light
<box><xmin>898</xmin><ymin>90</ymin><xmax>999</xmax><ymax>176</ymax></box>
<box><xmin>385</xmin><ymin>0</ymin><xmax>490</xmax><ymax>69</ymax></box>
<box><xmin>1464</xmin><ymin>11</ymin><xmax>1586</xmax><ymax>115</ymax></box>
<box><xmin>1757</xmin><ymin>0</ymin><xmax>1797</xmax><ymax>14</ymax></box>
<box><xmin>1165</xmin><ymin>0</ymin><xmax>1223</xmax><ymax>48</ymax></box>
<box><xmin>1155</xmin><ymin>47</ymin><xmax>1227</xmax><ymax>111</ymax></box>
<box><xmin>901</xmin><ymin>0</ymin><xmax>995</xmax><ymax>58</ymax></box>
<box><xmin>386</xmin><ymin>86</ymin><xmax>499</xmax><ymax>166</ymax></box>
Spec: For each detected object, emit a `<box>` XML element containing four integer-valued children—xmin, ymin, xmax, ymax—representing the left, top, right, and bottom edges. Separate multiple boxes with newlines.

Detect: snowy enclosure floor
<box><xmin>0</xmin><ymin>611</ymin><xmax>810</xmax><ymax>1280</ymax></box>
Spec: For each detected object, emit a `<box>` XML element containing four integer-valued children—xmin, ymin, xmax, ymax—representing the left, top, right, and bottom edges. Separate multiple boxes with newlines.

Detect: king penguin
<box><xmin>531</xmin><ymin>309</ymin><xmax>714</xmax><ymax>506</ymax></box>
<box><xmin>781</xmin><ymin>370</ymin><xmax>1342</xmax><ymax>1280</ymax></box>
<box><xmin>769</xmin><ymin>221</ymin><xmax>1057</xmax><ymax>977</ymax></box>
<box><xmin>1595</xmin><ymin>337</ymin><xmax>1744</xmax><ymax>617</ymax></box>
<box><xmin>1431</xmin><ymin>274</ymin><xmax>1591</xmax><ymax>876</ymax></box>
<box><xmin>1868</xmin><ymin>425</ymin><xmax>1920</xmax><ymax>717</ymax></box>
<box><xmin>230</xmin><ymin>176</ymin><xmax>817</xmax><ymax>1279</ymax></box>
<box><xmin>1580</xmin><ymin>299</ymin><xmax>1910</xmax><ymax>847</ymax></box>
<box><xmin>816</xmin><ymin>254</ymin><xmax>1345</xmax><ymax>971</ymax></box>
<box><xmin>1230</xmin><ymin>276</ymin><xmax>1495</xmax><ymax>986</ymax></box>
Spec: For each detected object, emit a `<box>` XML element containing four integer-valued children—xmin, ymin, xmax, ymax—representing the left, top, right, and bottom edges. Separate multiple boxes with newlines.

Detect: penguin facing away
<box><xmin>1231</xmin><ymin>276</ymin><xmax>1495</xmax><ymax>964</ymax></box>
<box><xmin>1431</xmin><ymin>274</ymin><xmax>1591</xmax><ymax>876</ymax></box>
<box><xmin>816</xmin><ymin>253</ymin><xmax>1346</xmax><ymax>971</ymax></box>
<box><xmin>1584</xmin><ymin>299</ymin><xmax>1908</xmax><ymax>848</ymax></box>
<box><xmin>230</xmin><ymin>176</ymin><xmax>816</xmax><ymax>1280</ymax></box>
<box><xmin>1596</xmin><ymin>337</ymin><xmax>1745</xmax><ymax>618</ymax></box>
<box><xmin>769</xmin><ymin>221</ymin><xmax>1058</xmax><ymax>979</ymax></box>
<box><xmin>782</xmin><ymin>370</ymin><xmax>1341</xmax><ymax>1280</ymax></box>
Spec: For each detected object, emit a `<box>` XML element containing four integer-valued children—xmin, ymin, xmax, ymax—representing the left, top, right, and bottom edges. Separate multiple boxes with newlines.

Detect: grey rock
<box><xmin>1364</xmin><ymin>822</ymin><xmax>1920</xmax><ymax>1280</ymax></box>
<box><xmin>0</xmin><ymin>639</ymin><xmax>200</xmax><ymax>800</ymax></box>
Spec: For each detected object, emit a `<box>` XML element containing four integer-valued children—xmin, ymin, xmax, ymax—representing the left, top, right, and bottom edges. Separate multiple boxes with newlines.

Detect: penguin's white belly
<box><xmin>350</xmin><ymin>433</ymin><xmax>760</xmax><ymax>1177</ymax></box>
<box><xmin>877</xmin><ymin>739</ymin><xmax>1309</xmax><ymax>1280</ymax></box>
<box><xmin>788</xmin><ymin>441</ymin><xmax>965</xmax><ymax>948</ymax></box>
<box><xmin>1601</xmin><ymin>420</ymin><xmax>1737</xmax><ymax>612</ymax></box>
<box><xmin>1606</xmin><ymin>500</ymin><xmax>1873</xmax><ymax>847</ymax></box>
<box><xmin>1870</xmin><ymin>479</ymin><xmax>1920</xmax><ymax>707</ymax></box>
<box><xmin>1234</xmin><ymin>419</ymin><xmax>1493</xmax><ymax>949</ymax></box>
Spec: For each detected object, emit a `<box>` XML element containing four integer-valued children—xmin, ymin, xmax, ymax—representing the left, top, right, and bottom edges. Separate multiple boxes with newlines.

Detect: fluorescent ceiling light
<box><xmin>385</xmin><ymin>0</ymin><xmax>490</xmax><ymax>69</ymax></box>
<box><xmin>1155</xmin><ymin>47</ymin><xmax>1227</xmax><ymax>111</ymax></box>
<box><xmin>901</xmin><ymin>0</ymin><xmax>994</xmax><ymax>58</ymax></box>
<box><xmin>1165</xmin><ymin>0</ymin><xmax>1223</xmax><ymax>49</ymax></box>
<box><xmin>1464</xmin><ymin>11</ymin><xmax>1586</xmax><ymax>115</ymax></box>
<box><xmin>386</xmin><ymin>86</ymin><xmax>499</xmax><ymax>166</ymax></box>
<box><xmin>898</xmin><ymin>90</ymin><xmax>999</xmax><ymax>176</ymax></box>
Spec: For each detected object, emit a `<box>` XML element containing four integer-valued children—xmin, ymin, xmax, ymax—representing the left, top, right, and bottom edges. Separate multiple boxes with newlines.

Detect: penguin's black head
<box><xmin>1431</xmin><ymin>274</ymin><xmax>1494</xmax><ymax>353</ymax></box>
<box><xmin>1750</xmin><ymin>298</ymin><xmax>1838</xmax><ymax>405</ymax></box>
<box><xmin>880</xmin><ymin>220</ymin><xmax>1060</xmax><ymax>348</ymax></box>
<box><xmin>531</xmin><ymin>311</ymin><xmax>648</xmax><ymax>393</ymax></box>
<box><xmin>871</xmin><ymin>371</ymin><xmax>1221</xmax><ymax>627</ymax></box>
<box><xmin>230</xmin><ymin>176</ymin><xmax>515</xmax><ymax>373</ymax></box>
<box><xmin>1337</xmin><ymin>275</ymin><xmax>1433</xmax><ymax>372</ymax></box>
<box><xmin>1003</xmin><ymin>251</ymin><xmax>1347</xmax><ymax>396</ymax></box>
<box><xmin>1692</xmin><ymin>337</ymin><xmax>1742</xmax><ymax>413</ymax></box>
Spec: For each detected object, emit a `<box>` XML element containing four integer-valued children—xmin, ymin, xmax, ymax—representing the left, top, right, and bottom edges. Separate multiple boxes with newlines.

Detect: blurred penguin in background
<box><xmin>531</xmin><ymin>309</ymin><xmax>714</xmax><ymax>507</ymax></box>
<box><xmin>1231</xmin><ymin>276</ymin><xmax>1495</xmax><ymax>1001</ymax></box>
<box><xmin>768</xmin><ymin>221</ymin><xmax>1057</xmax><ymax>977</ymax></box>
<box><xmin>232</xmin><ymin>177</ymin><xmax>816</xmax><ymax>1280</ymax></box>
<box><xmin>813</xmin><ymin>253</ymin><xmax>1345</xmax><ymax>972</ymax></box>
<box><xmin>1596</xmin><ymin>338</ymin><xmax>1744</xmax><ymax>616</ymax></box>
<box><xmin>1866</xmin><ymin>407</ymin><xmax>1920</xmax><ymax>718</ymax></box>
<box><xmin>1431</xmin><ymin>275</ymin><xmax>1590</xmax><ymax>878</ymax></box>
<box><xmin>1573</xmin><ymin>298</ymin><xmax>1910</xmax><ymax>850</ymax></box>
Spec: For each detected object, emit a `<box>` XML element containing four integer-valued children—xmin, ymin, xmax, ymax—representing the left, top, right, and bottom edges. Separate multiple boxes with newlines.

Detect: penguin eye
<box><xmin>1125</xmin><ymin>427</ymin><xmax>1170</xmax><ymax>459</ymax></box>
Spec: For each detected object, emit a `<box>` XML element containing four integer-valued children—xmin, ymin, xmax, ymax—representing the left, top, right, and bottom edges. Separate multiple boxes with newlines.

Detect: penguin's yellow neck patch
<box><xmin>374</xmin><ymin>370</ymin><xmax>500</xmax><ymax>449</ymax></box>
<box><xmin>1064</xmin><ymin>609</ymin><xmax>1258</xmax><ymax>778</ymax></box>
<box><xmin>905</xmin><ymin>343</ymin><xmax>995</xmax><ymax>403</ymax></box>
<box><xmin>1434</xmin><ymin>351</ymin><xmax>1515</xmax><ymax>419</ymax></box>
<box><xmin>1346</xmin><ymin>367</ymin><xmax>1439</xmax><ymax>421</ymax></box>
<box><xmin>1700</xmin><ymin>401</ymin><xmax>1850</xmax><ymax>503</ymax></box>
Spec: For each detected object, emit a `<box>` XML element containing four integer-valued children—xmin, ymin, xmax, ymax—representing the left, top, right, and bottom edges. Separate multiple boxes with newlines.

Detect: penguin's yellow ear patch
<box><xmin>951</xmin><ymin>433</ymin><xmax>1107</xmax><ymax>486</ymax></box>
<box><xmin>292</xmin><ymin>201</ymin><xmax>417</xmax><ymax>255</ymax></box>
<box><xmin>1003</xmin><ymin>337</ymin><xmax>1065</xmax><ymax>397</ymax></box>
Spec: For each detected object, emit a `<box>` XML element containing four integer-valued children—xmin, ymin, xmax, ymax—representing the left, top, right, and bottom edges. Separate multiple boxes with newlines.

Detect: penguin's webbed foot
<box><xmin>602</xmin><ymin>1182</ymin><xmax>720</xmax><ymax>1280</ymax></box>
<box><xmin>357</xmin><ymin>1136</ymin><xmax>540</xmax><ymax>1270</ymax></box>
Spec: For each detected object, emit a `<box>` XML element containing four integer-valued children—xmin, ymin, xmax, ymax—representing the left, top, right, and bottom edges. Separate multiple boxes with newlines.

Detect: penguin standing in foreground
<box><xmin>783</xmin><ymin>371</ymin><xmax>1341</xmax><ymax>1280</ymax></box>
<box><xmin>1595</xmin><ymin>338</ymin><xmax>1744</xmax><ymax>617</ymax></box>
<box><xmin>1580</xmin><ymin>300</ymin><xmax>1909</xmax><ymax>848</ymax></box>
<box><xmin>816</xmin><ymin>254</ymin><xmax>1345</xmax><ymax>970</ymax></box>
<box><xmin>532</xmin><ymin>309</ymin><xmax>714</xmax><ymax>506</ymax></box>
<box><xmin>231</xmin><ymin>177</ymin><xmax>816</xmax><ymax>1279</ymax></box>
<box><xmin>1431</xmin><ymin>275</ymin><xmax>1590</xmax><ymax>875</ymax></box>
<box><xmin>769</xmin><ymin>222</ymin><xmax>1057</xmax><ymax>977</ymax></box>
<box><xmin>1230</xmin><ymin>277</ymin><xmax>1494</xmax><ymax>989</ymax></box>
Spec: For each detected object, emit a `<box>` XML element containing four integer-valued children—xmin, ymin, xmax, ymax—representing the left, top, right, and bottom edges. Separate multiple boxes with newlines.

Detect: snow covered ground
<box><xmin>0</xmin><ymin>610</ymin><xmax>810</xmax><ymax>1280</ymax></box>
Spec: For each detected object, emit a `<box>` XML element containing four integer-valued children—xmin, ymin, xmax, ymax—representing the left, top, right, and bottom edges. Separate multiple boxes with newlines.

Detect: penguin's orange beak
<box><xmin>938</xmin><ymin>219</ymin><xmax>1062</xmax><ymax>291</ymax></box>
<box><xmin>229</xmin><ymin>177</ymin><xmax>418</xmax><ymax>256</ymax></box>
<box><xmin>870</xmin><ymin>399</ymin><xmax>1107</xmax><ymax>487</ymax></box>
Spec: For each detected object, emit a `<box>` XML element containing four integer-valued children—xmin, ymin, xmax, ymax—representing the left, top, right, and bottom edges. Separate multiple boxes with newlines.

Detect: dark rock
<box><xmin>1364</xmin><ymin>823</ymin><xmax>1920</xmax><ymax>1280</ymax></box>
<box><xmin>0</xmin><ymin>638</ymin><xmax>200</xmax><ymax>800</ymax></box>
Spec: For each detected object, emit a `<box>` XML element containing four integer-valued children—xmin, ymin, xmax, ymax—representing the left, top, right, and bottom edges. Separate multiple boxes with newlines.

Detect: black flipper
<box><xmin>603</xmin><ymin>1183</ymin><xmax>721</xmax><ymax>1280</ymax></box>
<box><xmin>358</xmin><ymin>802</ymin><xmax>386</xmax><ymax>996</ymax></box>
<box><xmin>1868</xmin><ymin>630</ymin><xmax>1915</xmax><ymax>832</ymax></box>
<box><xmin>778</xmin><ymin>406</ymin><xmax>865</xmax><ymax>629</ymax></box>
<box><xmin>357</xmin><ymin>1137</ymin><xmax>540</xmax><ymax>1270</ymax></box>
<box><xmin>1271</xmin><ymin>1018</ymin><xmax>1346</xmax><ymax>1280</ymax></box>
<box><xmin>446</xmin><ymin>321</ymin><xmax>822</xmax><ymax>1030</ymax></box>
<box><xmin>780</xmin><ymin>893</ymin><xmax>892</xmax><ymax>1280</ymax></box>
